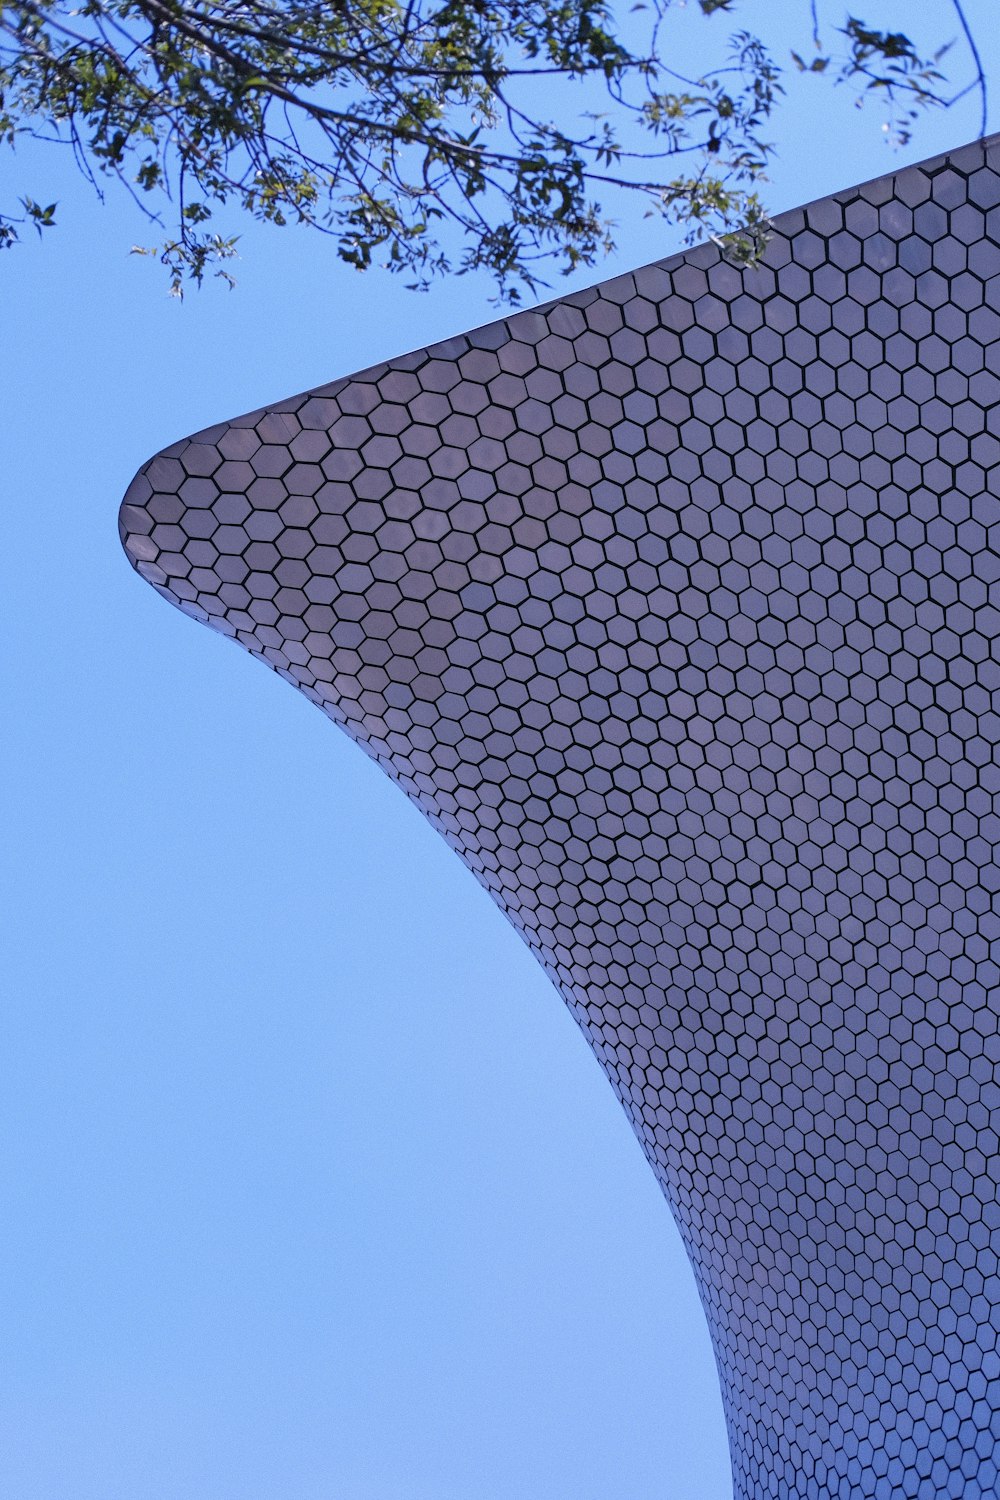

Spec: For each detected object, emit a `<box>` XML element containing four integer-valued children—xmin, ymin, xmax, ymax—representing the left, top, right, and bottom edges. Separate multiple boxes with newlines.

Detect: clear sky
<box><xmin>3</xmin><ymin>4</ymin><xmax>997</xmax><ymax>1497</ymax></box>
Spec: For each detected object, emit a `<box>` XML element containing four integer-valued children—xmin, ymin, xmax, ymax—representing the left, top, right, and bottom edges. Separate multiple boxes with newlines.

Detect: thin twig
<box><xmin>810</xmin><ymin>0</ymin><xmax>820</xmax><ymax>51</ymax></box>
<box><xmin>950</xmin><ymin>0</ymin><xmax>988</xmax><ymax>137</ymax></box>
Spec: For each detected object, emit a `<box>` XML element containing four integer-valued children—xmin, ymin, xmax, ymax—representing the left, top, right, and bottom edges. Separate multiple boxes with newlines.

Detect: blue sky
<box><xmin>3</xmin><ymin>4</ymin><xmax>997</xmax><ymax>1496</ymax></box>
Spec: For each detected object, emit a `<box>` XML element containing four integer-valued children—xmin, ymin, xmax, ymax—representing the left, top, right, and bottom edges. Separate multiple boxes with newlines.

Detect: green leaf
<box><xmin>0</xmin><ymin>0</ymin><xmax>961</xmax><ymax>299</ymax></box>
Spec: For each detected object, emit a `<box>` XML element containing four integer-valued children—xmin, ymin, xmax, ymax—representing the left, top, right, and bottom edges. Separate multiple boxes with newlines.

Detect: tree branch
<box><xmin>950</xmin><ymin>0</ymin><xmax>988</xmax><ymax>136</ymax></box>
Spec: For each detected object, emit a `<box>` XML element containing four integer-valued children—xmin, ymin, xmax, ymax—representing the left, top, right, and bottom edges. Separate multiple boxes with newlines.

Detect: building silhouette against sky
<box><xmin>121</xmin><ymin>134</ymin><xmax>1000</xmax><ymax>1499</ymax></box>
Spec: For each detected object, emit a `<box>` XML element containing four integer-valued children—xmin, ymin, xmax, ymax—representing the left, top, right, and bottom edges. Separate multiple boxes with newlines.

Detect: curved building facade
<box><xmin>121</xmin><ymin>135</ymin><xmax>1000</xmax><ymax>1498</ymax></box>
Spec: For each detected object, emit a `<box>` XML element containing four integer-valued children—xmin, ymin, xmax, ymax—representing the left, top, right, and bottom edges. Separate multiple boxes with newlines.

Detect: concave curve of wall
<box><xmin>121</xmin><ymin>133</ymin><xmax>1000</xmax><ymax>1499</ymax></box>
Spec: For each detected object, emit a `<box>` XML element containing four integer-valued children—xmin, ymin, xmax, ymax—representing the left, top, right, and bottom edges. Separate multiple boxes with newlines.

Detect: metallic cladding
<box><xmin>121</xmin><ymin>133</ymin><xmax>1000</xmax><ymax>1499</ymax></box>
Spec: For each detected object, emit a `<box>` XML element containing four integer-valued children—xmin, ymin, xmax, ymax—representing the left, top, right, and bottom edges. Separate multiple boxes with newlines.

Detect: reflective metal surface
<box><xmin>122</xmin><ymin>134</ymin><xmax>1000</xmax><ymax>1499</ymax></box>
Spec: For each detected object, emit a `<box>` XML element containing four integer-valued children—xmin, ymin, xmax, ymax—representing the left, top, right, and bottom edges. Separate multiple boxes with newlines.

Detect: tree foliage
<box><xmin>0</xmin><ymin>0</ymin><xmax>986</xmax><ymax>299</ymax></box>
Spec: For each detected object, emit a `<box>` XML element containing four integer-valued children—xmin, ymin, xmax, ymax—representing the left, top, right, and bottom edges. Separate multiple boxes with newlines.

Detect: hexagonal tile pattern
<box><xmin>121</xmin><ymin>133</ymin><xmax>1000</xmax><ymax>1499</ymax></box>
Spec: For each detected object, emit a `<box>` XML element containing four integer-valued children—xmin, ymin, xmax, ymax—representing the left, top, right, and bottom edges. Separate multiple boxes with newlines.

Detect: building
<box><xmin>121</xmin><ymin>134</ymin><xmax>1000</xmax><ymax>1498</ymax></box>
